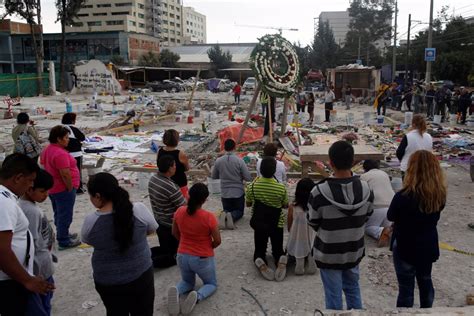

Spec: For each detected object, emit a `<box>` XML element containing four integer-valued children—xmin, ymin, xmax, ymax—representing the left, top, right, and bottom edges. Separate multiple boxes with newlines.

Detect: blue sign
<box><xmin>425</xmin><ymin>48</ymin><xmax>436</xmax><ymax>62</ymax></box>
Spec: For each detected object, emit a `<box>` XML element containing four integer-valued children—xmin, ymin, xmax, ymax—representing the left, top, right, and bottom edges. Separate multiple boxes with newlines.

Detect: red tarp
<box><xmin>217</xmin><ymin>124</ymin><xmax>264</xmax><ymax>150</ymax></box>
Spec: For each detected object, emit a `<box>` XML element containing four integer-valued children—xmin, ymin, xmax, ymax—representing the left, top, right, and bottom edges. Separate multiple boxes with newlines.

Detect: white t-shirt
<box><xmin>256</xmin><ymin>159</ymin><xmax>287</xmax><ymax>183</ymax></box>
<box><xmin>0</xmin><ymin>185</ymin><xmax>35</xmax><ymax>281</ymax></box>
<box><xmin>360</xmin><ymin>169</ymin><xmax>395</xmax><ymax>209</ymax></box>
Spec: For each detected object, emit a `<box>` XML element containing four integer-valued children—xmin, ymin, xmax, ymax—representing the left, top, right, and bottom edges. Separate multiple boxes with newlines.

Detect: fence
<box><xmin>0</xmin><ymin>73</ymin><xmax>60</xmax><ymax>98</ymax></box>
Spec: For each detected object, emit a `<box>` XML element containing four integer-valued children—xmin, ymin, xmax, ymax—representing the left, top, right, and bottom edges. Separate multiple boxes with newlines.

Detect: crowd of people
<box><xmin>0</xmin><ymin>110</ymin><xmax>448</xmax><ymax>315</ymax></box>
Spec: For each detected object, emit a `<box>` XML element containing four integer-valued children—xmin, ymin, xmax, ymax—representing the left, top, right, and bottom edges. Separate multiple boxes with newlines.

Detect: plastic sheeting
<box><xmin>217</xmin><ymin>124</ymin><xmax>264</xmax><ymax>151</ymax></box>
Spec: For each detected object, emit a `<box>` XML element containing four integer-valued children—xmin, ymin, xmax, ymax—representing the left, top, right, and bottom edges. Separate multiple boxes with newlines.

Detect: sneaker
<box><xmin>167</xmin><ymin>286</ymin><xmax>180</xmax><ymax>316</ymax></box>
<box><xmin>254</xmin><ymin>258</ymin><xmax>274</xmax><ymax>281</ymax></box>
<box><xmin>181</xmin><ymin>291</ymin><xmax>197</xmax><ymax>315</ymax></box>
<box><xmin>295</xmin><ymin>258</ymin><xmax>305</xmax><ymax>275</ymax></box>
<box><xmin>69</xmin><ymin>233</ymin><xmax>78</xmax><ymax>240</ymax></box>
<box><xmin>218</xmin><ymin>212</ymin><xmax>226</xmax><ymax>229</ymax></box>
<box><xmin>377</xmin><ymin>227</ymin><xmax>392</xmax><ymax>247</ymax></box>
<box><xmin>225</xmin><ymin>212</ymin><xmax>234</xmax><ymax>230</ymax></box>
<box><xmin>305</xmin><ymin>255</ymin><xmax>317</xmax><ymax>275</ymax></box>
<box><xmin>274</xmin><ymin>255</ymin><xmax>288</xmax><ymax>282</ymax></box>
<box><xmin>58</xmin><ymin>239</ymin><xmax>81</xmax><ymax>251</ymax></box>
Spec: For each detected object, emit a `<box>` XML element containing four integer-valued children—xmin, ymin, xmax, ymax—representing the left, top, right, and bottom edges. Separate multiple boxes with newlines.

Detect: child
<box><xmin>307</xmin><ymin>141</ymin><xmax>374</xmax><ymax>310</ymax></box>
<box><xmin>246</xmin><ymin>157</ymin><xmax>289</xmax><ymax>282</ymax></box>
<box><xmin>168</xmin><ymin>183</ymin><xmax>221</xmax><ymax>315</ymax></box>
<box><xmin>19</xmin><ymin>169</ymin><xmax>57</xmax><ymax>316</ymax></box>
<box><xmin>287</xmin><ymin>178</ymin><xmax>317</xmax><ymax>275</ymax></box>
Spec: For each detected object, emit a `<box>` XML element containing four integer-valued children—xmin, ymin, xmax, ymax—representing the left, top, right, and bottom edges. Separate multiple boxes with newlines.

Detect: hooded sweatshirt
<box><xmin>307</xmin><ymin>176</ymin><xmax>374</xmax><ymax>270</ymax></box>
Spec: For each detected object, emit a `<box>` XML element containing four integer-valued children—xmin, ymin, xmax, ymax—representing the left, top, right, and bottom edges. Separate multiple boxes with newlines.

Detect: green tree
<box><xmin>293</xmin><ymin>42</ymin><xmax>312</xmax><ymax>78</ymax></box>
<box><xmin>138</xmin><ymin>51</ymin><xmax>161</xmax><ymax>67</ymax></box>
<box><xmin>5</xmin><ymin>0</ymin><xmax>45</xmax><ymax>95</ymax></box>
<box><xmin>207</xmin><ymin>44</ymin><xmax>232</xmax><ymax>74</ymax></box>
<box><xmin>309</xmin><ymin>20</ymin><xmax>340</xmax><ymax>72</ymax></box>
<box><xmin>159</xmin><ymin>49</ymin><xmax>180</xmax><ymax>68</ymax></box>
<box><xmin>56</xmin><ymin>0</ymin><xmax>86</xmax><ymax>92</ymax></box>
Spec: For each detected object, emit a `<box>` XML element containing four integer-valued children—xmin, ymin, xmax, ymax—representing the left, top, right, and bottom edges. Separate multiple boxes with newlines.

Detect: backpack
<box><xmin>15</xmin><ymin>125</ymin><xmax>41</xmax><ymax>158</ymax></box>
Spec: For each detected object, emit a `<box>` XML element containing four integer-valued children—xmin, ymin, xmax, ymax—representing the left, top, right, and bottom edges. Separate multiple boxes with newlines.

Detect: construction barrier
<box><xmin>0</xmin><ymin>72</ymin><xmax>60</xmax><ymax>98</ymax></box>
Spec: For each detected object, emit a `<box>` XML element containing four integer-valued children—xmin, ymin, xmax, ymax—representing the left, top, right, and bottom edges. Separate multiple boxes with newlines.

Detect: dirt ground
<box><xmin>2</xmin><ymin>93</ymin><xmax>473</xmax><ymax>315</ymax></box>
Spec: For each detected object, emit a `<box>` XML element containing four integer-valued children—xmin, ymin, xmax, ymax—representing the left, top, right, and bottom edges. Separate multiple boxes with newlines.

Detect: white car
<box><xmin>243</xmin><ymin>77</ymin><xmax>256</xmax><ymax>91</ymax></box>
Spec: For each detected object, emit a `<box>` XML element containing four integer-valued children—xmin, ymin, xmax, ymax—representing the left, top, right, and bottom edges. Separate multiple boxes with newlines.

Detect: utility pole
<box><xmin>392</xmin><ymin>0</ymin><xmax>398</xmax><ymax>81</ymax></box>
<box><xmin>405</xmin><ymin>14</ymin><xmax>411</xmax><ymax>84</ymax></box>
<box><xmin>358</xmin><ymin>36</ymin><xmax>361</xmax><ymax>61</ymax></box>
<box><xmin>425</xmin><ymin>0</ymin><xmax>434</xmax><ymax>83</ymax></box>
<box><xmin>367</xmin><ymin>45</ymin><xmax>370</xmax><ymax>66</ymax></box>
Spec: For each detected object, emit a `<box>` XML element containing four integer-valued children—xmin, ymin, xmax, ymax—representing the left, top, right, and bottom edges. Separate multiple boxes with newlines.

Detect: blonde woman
<box><xmin>387</xmin><ymin>150</ymin><xmax>447</xmax><ymax>308</ymax></box>
<box><xmin>396</xmin><ymin>114</ymin><xmax>432</xmax><ymax>178</ymax></box>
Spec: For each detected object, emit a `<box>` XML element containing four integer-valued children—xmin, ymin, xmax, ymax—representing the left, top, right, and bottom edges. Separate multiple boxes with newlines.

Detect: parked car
<box><xmin>243</xmin><ymin>77</ymin><xmax>256</xmax><ymax>91</ymax></box>
<box><xmin>306</xmin><ymin>69</ymin><xmax>324</xmax><ymax>81</ymax></box>
<box><xmin>145</xmin><ymin>80</ymin><xmax>183</xmax><ymax>92</ymax></box>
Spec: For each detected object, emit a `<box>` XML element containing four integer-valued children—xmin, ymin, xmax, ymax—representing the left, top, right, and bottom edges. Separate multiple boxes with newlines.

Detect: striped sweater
<box><xmin>307</xmin><ymin>176</ymin><xmax>374</xmax><ymax>270</ymax></box>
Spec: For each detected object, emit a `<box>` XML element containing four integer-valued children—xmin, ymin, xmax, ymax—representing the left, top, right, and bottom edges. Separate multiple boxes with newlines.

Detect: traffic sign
<box><xmin>425</xmin><ymin>48</ymin><xmax>436</xmax><ymax>62</ymax></box>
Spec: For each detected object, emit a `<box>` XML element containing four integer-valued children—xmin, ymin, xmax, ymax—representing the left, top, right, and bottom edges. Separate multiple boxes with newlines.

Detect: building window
<box><xmin>93</xmin><ymin>13</ymin><xmax>107</xmax><ymax>16</ymax></box>
<box><xmin>177</xmin><ymin>23</ymin><xmax>180</xmax><ymax>27</ymax></box>
<box><xmin>190</xmin><ymin>22</ymin><xmax>193</xmax><ymax>26</ymax></box>
<box><xmin>139</xmin><ymin>23</ymin><xmax>145</xmax><ymax>28</ymax></box>
<box><xmin>138</xmin><ymin>3</ymin><xmax>144</xmax><ymax>9</ymax></box>
<box><xmin>87</xmin><ymin>21</ymin><xmax>102</xmax><ymax>26</ymax></box>
<box><xmin>97</xmin><ymin>4</ymin><xmax>111</xmax><ymax>8</ymax></box>
<box><xmin>186</xmin><ymin>21</ymin><xmax>189</xmax><ymax>25</ymax></box>
<box><xmin>170</xmin><ymin>22</ymin><xmax>175</xmax><ymax>26</ymax></box>
<box><xmin>170</xmin><ymin>13</ymin><xmax>175</xmax><ymax>18</ymax></box>
<box><xmin>177</xmin><ymin>39</ymin><xmax>180</xmax><ymax>43</ymax></box>
<box><xmin>170</xmin><ymin>38</ymin><xmax>175</xmax><ymax>42</ymax></box>
<box><xmin>163</xmin><ymin>20</ymin><xmax>168</xmax><ymax>24</ymax></box>
<box><xmin>163</xmin><ymin>3</ymin><xmax>168</xmax><ymax>8</ymax></box>
<box><xmin>130</xmin><ymin>21</ymin><xmax>136</xmax><ymax>26</ymax></box>
<box><xmin>170</xmin><ymin>5</ymin><xmax>174</xmax><ymax>10</ymax></box>
<box><xmin>71</xmin><ymin>22</ymin><xmax>83</xmax><ymax>27</ymax></box>
<box><xmin>112</xmin><ymin>11</ymin><xmax>129</xmax><ymax>15</ymax></box>
<box><xmin>177</xmin><ymin>31</ymin><xmax>181</xmax><ymax>35</ymax></box>
<box><xmin>78</xmin><ymin>13</ymin><xmax>89</xmax><ymax>17</ymax></box>
<box><xmin>170</xmin><ymin>30</ymin><xmax>175</xmax><ymax>34</ymax></box>
<box><xmin>106</xmin><ymin>20</ymin><xmax>124</xmax><ymax>25</ymax></box>
<box><xmin>177</xmin><ymin>7</ymin><xmax>180</xmax><ymax>12</ymax></box>
<box><xmin>138</xmin><ymin>13</ymin><xmax>145</xmax><ymax>18</ymax></box>
<box><xmin>115</xmin><ymin>3</ymin><xmax>132</xmax><ymax>7</ymax></box>
<box><xmin>81</xmin><ymin>4</ymin><xmax>93</xmax><ymax>8</ymax></box>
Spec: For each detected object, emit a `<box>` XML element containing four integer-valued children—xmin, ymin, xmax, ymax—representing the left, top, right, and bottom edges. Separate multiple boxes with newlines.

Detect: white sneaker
<box><xmin>225</xmin><ymin>212</ymin><xmax>234</xmax><ymax>230</ymax></box>
<box><xmin>167</xmin><ymin>286</ymin><xmax>180</xmax><ymax>316</ymax></box>
<box><xmin>295</xmin><ymin>257</ymin><xmax>305</xmax><ymax>275</ymax></box>
<box><xmin>306</xmin><ymin>255</ymin><xmax>317</xmax><ymax>275</ymax></box>
<box><xmin>181</xmin><ymin>291</ymin><xmax>198</xmax><ymax>315</ymax></box>
<box><xmin>218</xmin><ymin>212</ymin><xmax>226</xmax><ymax>229</ymax></box>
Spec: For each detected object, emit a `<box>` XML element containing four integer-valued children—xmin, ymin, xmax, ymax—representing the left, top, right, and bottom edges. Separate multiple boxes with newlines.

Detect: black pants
<box><xmin>95</xmin><ymin>267</ymin><xmax>155</xmax><ymax>316</ymax></box>
<box><xmin>324</xmin><ymin>102</ymin><xmax>333</xmax><ymax>122</ymax></box>
<box><xmin>460</xmin><ymin>105</ymin><xmax>468</xmax><ymax>124</ymax></box>
<box><xmin>74</xmin><ymin>156</ymin><xmax>83</xmax><ymax>190</ymax></box>
<box><xmin>0</xmin><ymin>280</ymin><xmax>29</xmax><ymax>316</ymax></box>
<box><xmin>253</xmin><ymin>227</ymin><xmax>284</xmax><ymax>265</ymax></box>
<box><xmin>296</xmin><ymin>104</ymin><xmax>306</xmax><ymax>112</ymax></box>
<box><xmin>151</xmin><ymin>225</ymin><xmax>178</xmax><ymax>268</ymax></box>
<box><xmin>377</xmin><ymin>100</ymin><xmax>387</xmax><ymax>116</ymax></box>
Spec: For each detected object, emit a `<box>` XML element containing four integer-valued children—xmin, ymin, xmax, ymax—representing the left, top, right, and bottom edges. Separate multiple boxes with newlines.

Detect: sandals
<box><xmin>274</xmin><ymin>255</ymin><xmax>288</xmax><ymax>282</ymax></box>
<box><xmin>255</xmin><ymin>258</ymin><xmax>274</xmax><ymax>281</ymax></box>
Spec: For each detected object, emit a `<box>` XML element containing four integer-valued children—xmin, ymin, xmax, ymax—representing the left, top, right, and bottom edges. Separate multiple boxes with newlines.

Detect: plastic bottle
<box><xmin>201</xmin><ymin>121</ymin><xmax>207</xmax><ymax>133</ymax></box>
<box><xmin>65</xmin><ymin>98</ymin><xmax>73</xmax><ymax>113</ymax></box>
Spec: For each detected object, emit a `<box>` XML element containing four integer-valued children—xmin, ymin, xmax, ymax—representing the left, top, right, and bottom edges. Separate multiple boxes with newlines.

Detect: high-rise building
<box><xmin>160</xmin><ymin>0</ymin><xmax>183</xmax><ymax>46</ymax></box>
<box><xmin>182</xmin><ymin>7</ymin><xmax>206</xmax><ymax>44</ymax></box>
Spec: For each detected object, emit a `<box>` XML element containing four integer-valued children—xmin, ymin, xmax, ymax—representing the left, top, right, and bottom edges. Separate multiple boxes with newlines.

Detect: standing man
<box><xmin>260</xmin><ymin>91</ymin><xmax>269</xmax><ymax>117</ymax></box>
<box><xmin>0</xmin><ymin>154</ymin><xmax>55</xmax><ymax>315</ymax></box>
<box><xmin>425</xmin><ymin>84</ymin><xmax>436</xmax><ymax>120</ymax></box>
<box><xmin>148</xmin><ymin>155</ymin><xmax>186</xmax><ymax>268</ymax></box>
<box><xmin>233</xmin><ymin>83</ymin><xmax>241</xmax><ymax>105</ymax></box>
<box><xmin>343</xmin><ymin>83</ymin><xmax>352</xmax><ymax>110</ymax></box>
<box><xmin>212</xmin><ymin>139</ymin><xmax>252</xmax><ymax>229</ymax></box>
<box><xmin>324</xmin><ymin>86</ymin><xmax>335</xmax><ymax>122</ymax></box>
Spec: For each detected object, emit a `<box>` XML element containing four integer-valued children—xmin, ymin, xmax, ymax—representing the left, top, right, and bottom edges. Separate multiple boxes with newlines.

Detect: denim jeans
<box><xmin>26</xmin><ymin>276</ymin><xmax>54</xmax><ymax>316</ymax></box>
<box><xmin>176</xmin><ymin>254</ymin><xmax>217</xmax><ymax>302</ymax></box>
<box><xmin>221</xmin><ymin>195</ymin><xmax>245</xmax><ymax>221</ymax></box>
<box><xmin>49</xmin><ymin>189</ymin><xmax>76</xmax><ymax>247</ymax></box>
<box><xmin>320</xmin><ymin>266</ymin><xmax>362</xmax><ymax>310</ymax></box>
<box><xmin>393</xmin><ymin>244</ymin><xmax>434</xmax><ymax>308</ymax></box>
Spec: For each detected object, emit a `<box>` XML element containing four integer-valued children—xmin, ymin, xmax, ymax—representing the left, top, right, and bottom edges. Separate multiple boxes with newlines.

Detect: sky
<box><xmin>4</xmin><ymin>0</ymin><xmax>474</xmax><ymax>45</ymax></box>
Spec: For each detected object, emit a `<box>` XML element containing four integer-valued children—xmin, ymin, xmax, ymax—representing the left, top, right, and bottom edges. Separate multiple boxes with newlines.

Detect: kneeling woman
<box><xmin>168</xmin><ymin>183</ymin><xmax>221</xmax><ymax>315</ymax></box>
<box><xmin>81</xmin><ymin>173</ymin><xmax>158</xmax><ymax>315</ymax></box>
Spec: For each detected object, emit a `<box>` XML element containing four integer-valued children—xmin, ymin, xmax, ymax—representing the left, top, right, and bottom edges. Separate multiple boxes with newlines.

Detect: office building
<box><xmin>182</xmin><ymin>7</ymin><xmax>206</xmax><ymax>44</ymax></box>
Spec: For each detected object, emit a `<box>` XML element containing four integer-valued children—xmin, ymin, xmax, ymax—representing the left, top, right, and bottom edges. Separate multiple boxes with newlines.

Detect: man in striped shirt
<box><xmin>148</xmin><ymin>155</ymin><xmax>186</xmax><ymax>268</ymax></box>
<box><xmin>246</xmin><ymin>158</ymin><xmax>288</xmax><ymax>281</ymax></box>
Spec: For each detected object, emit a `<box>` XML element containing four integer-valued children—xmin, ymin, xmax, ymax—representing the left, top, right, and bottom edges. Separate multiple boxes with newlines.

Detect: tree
<box><xmin>341</xmin><ymin>0</ymin><xmax>394</xmax><ymax>66</ymax></box>
<box><xmin>309</xmin><ymin>21</ymin><xmax>340</xmax><ymax>72</ymax></box>
<box><xmin>159</xmin><ymin>49</ymin><xmax>180</xmax><ymax>68</ymax></box>
<box><xmin>56</xmin><ymin>0</ymin><xmax>86</xmax><ymax>92</ymax></box>
<box><xmin>293</xmin><ymin>42</ymin><xmax>312</xmax><ymax>78</ymax></box>
<box><xmin>207</xmin><ymin>44</ymin><xmax>232</xmax><ymax>74</ymax></box>
<box><xmin>5</xmin><ymin>0</ymin><xmax>45</xmax><ymax>95</ymax></box>
<box><xmin>138</xmin><ymin>51</ymin><xmax>161</xmax><ymax>67</ymax></box>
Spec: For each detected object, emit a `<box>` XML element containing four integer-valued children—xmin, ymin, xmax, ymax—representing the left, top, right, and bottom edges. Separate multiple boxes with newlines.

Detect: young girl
<box><xmin>168</xmin><ymin>183</ymin><xmax>221</xmax><ymax>316</ymax></box>
<box><xmin>388</xmin><ymin>150</ymin><xmax>447</xmax><ymax>308</ymax></box>
<box><xmin>81</xmin><ymin>173</ymin><xmax>158</xmax><ymax>316</ymax></box>
<box><xmin>287</xmin><ymin>178</ymin><xmax>317</xmax><ymax>275</ymax></box>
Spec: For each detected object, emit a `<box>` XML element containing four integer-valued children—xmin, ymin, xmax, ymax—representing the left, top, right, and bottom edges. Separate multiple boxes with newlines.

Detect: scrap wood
<box><xmin>98</xmin><ymin>114</ymin><xmax>174</xmax><ymax>135</ymax></box>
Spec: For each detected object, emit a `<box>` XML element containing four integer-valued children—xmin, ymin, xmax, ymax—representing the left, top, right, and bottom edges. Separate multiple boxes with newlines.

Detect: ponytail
<box><xmin>187</xmin><ymin>183</ymin><xmax>209</xmax><ymax>216</ymax></box>
<box><xmin>87</xmin><ymin>173</ymin><xmax>135</xmax><ymax>252</ymax></box>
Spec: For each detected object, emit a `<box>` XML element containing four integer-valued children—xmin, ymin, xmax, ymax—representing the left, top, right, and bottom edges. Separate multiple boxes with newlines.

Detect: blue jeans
<box><xmin>393</xmin><ymin>244</ymin><xmax>434</xmax><ymax>308</ymax></box>
<box><xmin>320</xmin><ymin>266</ymin><xmax>362</xmax><ymax>310</ymax></box>
<box><xmin>26</xmin><ymin>276</ymin><xmax>54</xmax><ymax>316</ymax></box>
<box><xmin>221</xmin><ymin>195</ymin><xmax>245</xmax><ymax>221</ymax></box>
<box><xmin>49</xmin><ymin>189</ymin><xmax>76</xmax><ymax>247</ymax></box>
<box><xmin>176</xmin><ymin>254</ymin><xmax>217</xmax><ymax>302</ymax></box>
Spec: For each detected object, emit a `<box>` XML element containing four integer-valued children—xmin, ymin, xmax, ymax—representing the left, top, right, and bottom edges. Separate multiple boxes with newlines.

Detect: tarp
<box><xmin>217</xmin><ymin>124</ymin><xmax>264</xmax><ymax>150</ymax></box>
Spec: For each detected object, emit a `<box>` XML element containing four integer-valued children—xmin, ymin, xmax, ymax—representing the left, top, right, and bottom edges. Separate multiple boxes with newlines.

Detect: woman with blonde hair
<box><xmin>396</xmin><ymin>114</ymin><xmax>432</xmax><ymax>178</ymax></box>
<box><xmin>387</xmin><ymin>150</ymin><xmax>447</xmax><ymax>308</ymax></box>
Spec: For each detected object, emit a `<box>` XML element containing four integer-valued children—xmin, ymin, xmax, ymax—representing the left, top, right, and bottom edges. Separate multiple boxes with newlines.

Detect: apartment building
<box><xmin>182</xmin><ymin>7</ymin><xmax>206</xmax><ymax>44</ymax></box>
<box><xmin>160</xmin><ymin>0</ymin><xmax>183</xmax><ymax>46</ymax></box>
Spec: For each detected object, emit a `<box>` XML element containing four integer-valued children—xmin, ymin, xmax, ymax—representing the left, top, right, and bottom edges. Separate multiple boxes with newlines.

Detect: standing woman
<box><xmin>40</xmin><ymin>125</ymin><xmax>81</xmax><ymax>249</ymax></box>
<box><xmin>158</xmin><ymin>129</ymin><xmax>190</xmax><ymax>199</ymax></box>
<box><xmin>323</xmin><ymin>86</ymin><xmax>335</xmax><ymax>122</ymax></box>
<box><xmin>167</xmin><ymin>183</ymin><xmax>221</xmax><ymax>315</ymax></box>
<box><xmin>82</xmin><ymin>173</ymin><xmax>158</xmax><ymax>316</ymax></box>
<box><xmin>62</xmin><ymin>113</ymin><xmax>86</xmax><ymax>194</ymax></box>
<box><xmin>306</xmin><ymin>92</ymin><xmax>315</xmax><ymax>124</ymax></box>
<box><xmin>388</xmin><ymin>150</ymin><xmax>447</xmax><ymax>308</ymax></box>
<box><xmin>396</xmin><ymin>114</ymin><xmax>432</xmax><ymax>178</ymax></box>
